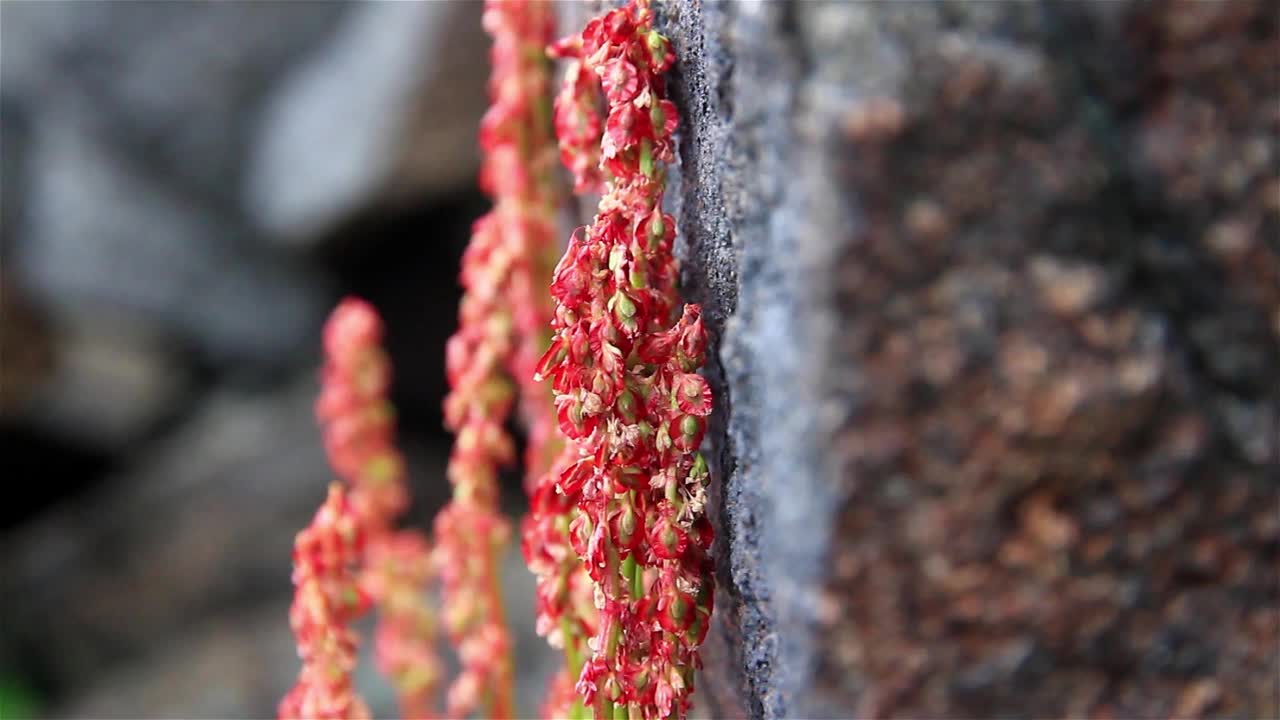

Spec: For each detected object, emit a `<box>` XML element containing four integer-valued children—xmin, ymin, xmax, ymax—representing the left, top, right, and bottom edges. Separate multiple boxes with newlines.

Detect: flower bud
<box><xmin>689</xmin><ymin>453</ymin><xmax>709</xmax><ymax>485</ymax></box>
<box><xmin>674</xmin><ymin>415</ymin><xmax>706</xmax><ymax>452</ymax></box>
<box><xmin>616</xmin><ymin>389</ymin><xmax>639</xmax><ymax>423</ymax></box>
<box><xmin>649</xmin><ymin>516</ymin><xmax>688</xmax><ymax>560</ymax></box>
<box><xmin>613</xmin><ymin>291</ymin><xmax>638</xmax><ymax>320</ymax></box>
<box><xmin>612</xmin><ymin>503</ymin><xmax>643</xmax><ymax>550</ymax></box>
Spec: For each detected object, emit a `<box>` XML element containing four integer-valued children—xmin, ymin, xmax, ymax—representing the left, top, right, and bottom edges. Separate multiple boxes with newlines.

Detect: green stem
<box><xmin>597</xmin><ymin>543</ymin><xmax>624</xmax><ymax>720</ymax></box>
<box><xmin>639</xmin><ymin>138</ymin><xmax>654</xmax><ymax>178</ymax></box>
<box><xmin>620</xmin><ymin>554</ymin><xmax>638</xmax><ymax>599</ymax></box>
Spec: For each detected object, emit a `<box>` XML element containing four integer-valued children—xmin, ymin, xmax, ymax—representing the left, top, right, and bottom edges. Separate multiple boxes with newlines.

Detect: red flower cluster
<box><xmin>537</xmin><ymin>2</ymin><xmax>715</xmax><ymax>718</ymax></box>
<box><xmin>298</xmin><ymin>298</ymin><xmax>439</xmax><ymax>720</ymax></box>
<box><xmin>551</xmin><ymin>53</ymin><xmax>604</xmax><ymax>195</ymax></box>
<box><xmin>364</xmin><ymin>532</ymin><xmax>441</xmax><ymax>720</ymax></box>
<box><xmin>523</xmin><ymin>440</ymin><xmax>600</xmax><ymax>714</ymax></box>
<box><xmin>434</xmin><ymin>2</ymin><xmax>572</xmax><ymax>716</ymax></box>
<box><xmin>316</xmin><ymin>298</ymin><xmax>409</xmax><ymax>531</ymax></box>
<box><xmin>279</xmin><ymin>484</ymin><xmax>373</xmax><ymax>720</ymax></box>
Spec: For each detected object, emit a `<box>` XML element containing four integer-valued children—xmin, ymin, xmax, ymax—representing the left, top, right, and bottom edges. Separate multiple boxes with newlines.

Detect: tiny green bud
<box><xmin>617</xmin><ymin>389</ymin><xmax>638</xmax><ymax>422</ymax></box>
<box><xmin>614</xmin><ymin>292</ymin><xmax>637</xmax><ymax>319</ymax></box>
<box><xmin>681</xmin><ymin>415</ymin><xmax>700</xmax><ymax>437</ymax></box>
<box><xmin>609</xmin><ymin>244</ymin><xmax>627</xmax><ymax>271</ymax></box>
<box><xmin>671</xmin><ymin>594</ymin><xmax>689</xmax><ymax>621</ymax></box>
<box><xmin>651</xmin><ymin>213</ymin><xmax>665</xmax><ymax>240</ymax></box>
<box><xmin>663</xmin><ymin>527</ymin><xmax>680</xmax><ymax>553</ymax></box>
<box><xmin>692</xmin><ymin>453</ymin><xmax>708</xmax><ymax>478</ymax></box>
<box><xmin>647</xmin><ymin>30</ymin><xmax>667</xmax><ymax>65</ymax></box>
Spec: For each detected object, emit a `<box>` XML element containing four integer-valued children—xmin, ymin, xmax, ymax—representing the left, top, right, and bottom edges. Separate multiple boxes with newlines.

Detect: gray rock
<box><xmin>18</xmin><ymin>310</ymin><xmax>189</xmax><ymax>450</ymax></box>
<box><xmin>52</xmin><ymin>600</ymin><xmax>301</xmax><ymax>720</ymax></box>
<box><xmin>245</xmin><ymin>1</ymin><xmax>489</xmax><ymax>244</ymax></box>
<box><xmin>0</xmin><ymin>1</ymin><xmax>349</xmax><ymax>209</ymax></box>
<box><xmin>13</xmin><ymin>111</ymin><xmax>330</xmax><ymax>368</ymax></box>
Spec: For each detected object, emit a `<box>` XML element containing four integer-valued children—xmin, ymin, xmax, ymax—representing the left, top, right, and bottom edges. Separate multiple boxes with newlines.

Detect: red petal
<box><xmin>674</xmin><ymin>372</ymin><xmax>713</xmax><ymax>416</ymax></box>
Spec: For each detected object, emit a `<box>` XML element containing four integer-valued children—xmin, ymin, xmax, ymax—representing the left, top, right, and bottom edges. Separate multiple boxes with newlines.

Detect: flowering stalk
<box><xmin>511</xmin><ymin>3</ymin><xmax>613</xmax><ymax>717</ymax></box>
<box><xmin>430</xmin><ymin>1</ymin><xmax>582</xmax><ymax>715</ymax></box>
<box><xmin>523</xmin><ymin>442</ymin><xmax>600</xmax><ymax>719</ymax></box>
<box><xmin>484</xmin><ymin>0</ymin><xmax>565</xmax><ymax>497</ymax></box>
<box><xmin>313</xmin><ymin>298</ymin><xmax>440</xmax><ymax>720</ymax></box>
<box><xmin>364</xmin><ymin>532</ymin><xmax>441</xmax><ymax>720</ymax></box>
<box><xmin>539</xmin><ymin>3</ymin><xmax>715</xmax><ymax>718</ymax></box>
<box><xmin>279</xmin><ymin>484</ymin><xmax>373</xmax><ymax>720</ymax></box>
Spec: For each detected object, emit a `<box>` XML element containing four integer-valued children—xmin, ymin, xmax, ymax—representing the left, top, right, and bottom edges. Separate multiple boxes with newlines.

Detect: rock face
<box><xmin>245</xmin><ymin>1</ymin><xmax>488</xmax><ymax>243</ymax></box>
<box><xmin>0</xmin><ymin>0</ymin><xmax>487</xmax><ymax>449</ymax></box>
<box><xmin>555</xmin><ymin>1</ymin><xmax>1278</xmax><ymax>718</ymax></box>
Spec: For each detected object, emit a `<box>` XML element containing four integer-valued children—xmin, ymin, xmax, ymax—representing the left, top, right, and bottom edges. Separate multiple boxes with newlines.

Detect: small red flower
<box><xmin>601</xmin><ymin>58</ymin><xmax>641</xmax><ymax>104</ymax></box>
<box><xmin>648</xmin><ymin>514</ymin><xmax>688</xmax><ymax>560</ymax></box>
<box><xmin>603</xmin><ymin>103</ymin><xmax>651</xmax><ymax>159</ymax></box>
<box><xmin>673</xmin><ymin>373</ymin><xmax>713</xmax><ymax>417</ymax></box>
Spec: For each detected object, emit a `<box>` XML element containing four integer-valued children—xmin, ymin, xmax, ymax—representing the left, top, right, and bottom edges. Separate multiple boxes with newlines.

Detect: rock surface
<box><xmin>561</xmin><ymin>1</ymin><xmax>1280</xmax><ymax>717</ymax></box>
<box><xmin>245</xmin><ymin>1</ymin><xmax>488</xmax><ymax>243</ymax></box>
<box><xmin>0</xmin><ymin>0</ymin><xmax>488</xmax><ymax>458</ymax></box>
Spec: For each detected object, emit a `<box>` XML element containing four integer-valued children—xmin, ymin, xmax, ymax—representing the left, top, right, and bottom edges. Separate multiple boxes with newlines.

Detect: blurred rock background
<box><xmin>1</xmin><ymin>2</ymin><xmax>554</xmax><ymax>717</ymax></box>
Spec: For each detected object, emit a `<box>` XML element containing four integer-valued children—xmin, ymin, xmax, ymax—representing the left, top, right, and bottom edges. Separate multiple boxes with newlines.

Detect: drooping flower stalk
<box><xmin>279</xmin><ymin>483</ymin><xmax>373</xmax><ymax>720</ymax></box>
<box><xmin>314</xmin><ymin>298</ymin><xmax>440</xmax><ymax>720</ymax></box>
<box><xmin>523</xmin><ymin>441</ymin><xmax>600</xmax><ymax>719</ymax></box>
<box><xmin>539</xmin><ymin>3</ymin><xmax>715</xmax><ymax>718</ymax></box>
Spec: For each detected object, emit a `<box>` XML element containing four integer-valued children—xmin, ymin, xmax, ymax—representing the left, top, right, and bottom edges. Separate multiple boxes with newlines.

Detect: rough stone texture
<box><xmin>552</xmin><ymin>1</ymin><xmax>1280</xmax><ymax>718</ymax></box>
<box><xmin>2</xmin><ymin>379</ymin><xmax>339</xmax><ymax>690</ymax></box>
<box><xmin>14</xmin><ymin>311</ymin><xmax>191</xmax><ymax>451</ymax></box>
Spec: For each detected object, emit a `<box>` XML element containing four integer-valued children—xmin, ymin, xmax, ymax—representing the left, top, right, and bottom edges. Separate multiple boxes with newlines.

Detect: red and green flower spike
<box><xmin>279</xmin><ymin>483</ymin><xmax>373</xmax><ymax>720</ymax></box>
<box><xmin>435</xmin><ymin>1</ymin><xmax>592</xmax><ymax>715</ymax></box>
<box><xmin>539</xmin><ymin>2</ymin><xmax>715</xmax><ymax>718</ymax></box>
<box><xmin>313</xmin><ymin>298</ymin><xmax>441</xmax><ymax>720</ymax></box>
